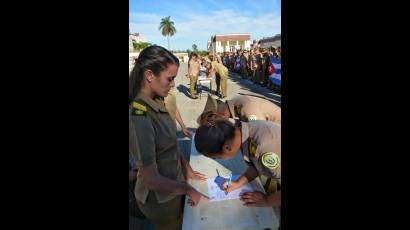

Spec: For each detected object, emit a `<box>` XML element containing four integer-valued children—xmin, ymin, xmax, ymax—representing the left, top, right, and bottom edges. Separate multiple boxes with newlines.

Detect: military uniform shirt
<box><xmin>188</xmin><ymin>59</ymin><xmax>200</xmax><ymax>77</ymax></box>
<box><xmin>211</xmin><ymin>60</ymin><xmax>228</xmax><ymax>77</ymax></box>
<box><xmin>129</xmin><ymin>92</ymin><xmax>185</xmax><ymax>204</ymax></box>
<box><xmin>241</xmin><ymin>121</ymin><xmax>281</xmax><ymax>183</ymax></box>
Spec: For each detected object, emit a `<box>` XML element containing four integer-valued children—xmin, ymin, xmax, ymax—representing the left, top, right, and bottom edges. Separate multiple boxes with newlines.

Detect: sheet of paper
<box><xmin>207</xmin><ymin>175</ymin><xmax>254</xmax><ymax>202</ymax></box>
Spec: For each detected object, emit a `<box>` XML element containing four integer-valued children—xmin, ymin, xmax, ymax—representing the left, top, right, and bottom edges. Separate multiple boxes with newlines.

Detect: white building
<box><xmin>129</xmin><ymin>36</ymin><xmax>134</xmax><ymax>52</ymax></box>
<box><xmin>129</xmin><ymin>33</ymin><xmax>147</xmax><ymax>43</ymax></box>
<box><xmin>209</xmin><ymin>33</ymin><xmax>251</xmax><ymax>53</ymax></box>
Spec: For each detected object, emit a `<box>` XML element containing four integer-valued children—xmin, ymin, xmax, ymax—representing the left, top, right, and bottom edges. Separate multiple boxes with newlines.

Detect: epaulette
<box><xmin>131</xmin><ymin>101</ymin><xmax>147</xmax><ymax>116</ymax></box>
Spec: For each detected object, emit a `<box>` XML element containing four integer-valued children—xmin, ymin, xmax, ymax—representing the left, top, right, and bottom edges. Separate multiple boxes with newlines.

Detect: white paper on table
<box><xmin>206</xmin><ymin>175</ymin><xmax>254</xmax><ymax>202</ymax></box>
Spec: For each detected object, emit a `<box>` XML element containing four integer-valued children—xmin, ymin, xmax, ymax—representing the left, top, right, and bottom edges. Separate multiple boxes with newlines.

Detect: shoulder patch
<box><xmin>261</xmin><ymin>152</ymin><xmax>280</xmax><ymax>170</ymax></box>
<box><xmin>132</xmin><ymin>102</ymin><xmax>147</xmax><ymax>116</ymax></box>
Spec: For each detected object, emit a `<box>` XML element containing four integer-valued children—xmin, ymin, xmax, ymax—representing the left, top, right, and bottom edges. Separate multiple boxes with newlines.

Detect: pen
<box><xmin>227</xmin><ymin>173</ymin><xmax>232</xmax><ymax>188</ymax></box>
<box><xmin>216</xmin><ymin>168</ymin><xmax>220</xmax><ymax>177</ymax></box>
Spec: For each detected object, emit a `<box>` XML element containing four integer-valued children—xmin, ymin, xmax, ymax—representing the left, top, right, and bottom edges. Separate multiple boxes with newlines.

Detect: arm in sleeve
<box><xmin>258</xmin><ymin>126</ymin><xmax>281</xmax><ymax>179</ymax></box>
<box><xmin>129</xmin><ymin>115</ymin><xmax>156</xmax><ymax>167</ymax></box>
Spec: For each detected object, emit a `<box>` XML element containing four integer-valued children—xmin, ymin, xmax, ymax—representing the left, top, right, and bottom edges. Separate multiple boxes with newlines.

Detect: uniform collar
<box><xmin>136</xmin><ymin>92</ymin><xmax>168</xmax><ymax>113</ymax></box>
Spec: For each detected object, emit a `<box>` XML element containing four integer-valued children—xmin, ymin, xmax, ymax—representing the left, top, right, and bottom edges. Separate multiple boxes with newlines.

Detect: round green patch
<box><xmin>261</xmin><ymin>152</ymin><xmax>280</xmax><ymax>170</ymax></box>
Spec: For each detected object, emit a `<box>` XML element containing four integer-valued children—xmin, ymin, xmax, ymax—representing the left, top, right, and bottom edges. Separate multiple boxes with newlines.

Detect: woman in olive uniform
<box><xmin>194</xmin><ymin>113</ymin><xmax>281</xmax><ymax>208</ymax></box>
<box><xmin>129</xmin><ymin>46</ymin><xmax>207</xmax><ymax>230</ymax></box>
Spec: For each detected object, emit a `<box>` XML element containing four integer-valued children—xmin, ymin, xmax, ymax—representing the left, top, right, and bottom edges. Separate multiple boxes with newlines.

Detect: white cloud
<box><xmin>129</xmin><ymin>9</ymin><xmax>281</xmax><ymax>50</ymax></box>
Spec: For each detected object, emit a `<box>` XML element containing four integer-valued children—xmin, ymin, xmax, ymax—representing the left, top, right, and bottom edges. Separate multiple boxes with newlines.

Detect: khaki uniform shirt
<box><xmin>129</xmin><ymin>92</ymin><xmax>185</xmax><ymax>204</ymax></box>
<box><xmin>250</xmin><ymin>54</ymin><xmax>257</xmax><ymax>70</ymax></box>
<box><xmin>226</xmin><ymin>95</ymin><xmax>281</xmax><ymax>124</ymax></box>
<box><xmin>241</xmin><ymin>121</ymin><xmax>281</xmax><ymax>183</ymax></box>
<box><xmin>188</xmin><ymin>59</ymin><xmax>200</xmax><ymax>77</ymax></box>
<box><xmin>211</xmin><ymin>61</ymin><xmax>228</xmax><ymax>78</ymax></box>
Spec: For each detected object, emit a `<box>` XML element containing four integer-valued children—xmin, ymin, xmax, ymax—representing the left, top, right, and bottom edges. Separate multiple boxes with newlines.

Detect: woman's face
<box><xmin>217</xmin><ymin>128</ymin><xmax>242</xmax><ymax>160</ymax></box>
<box><xmin>151</xmin><ymin>64</ymin><xmax>178</xmax><ymax>97</ymax></box>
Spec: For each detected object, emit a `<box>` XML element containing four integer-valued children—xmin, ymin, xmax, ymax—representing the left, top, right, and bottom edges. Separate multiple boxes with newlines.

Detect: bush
<box><xmin>133</xmin><ymin>42</ymin><xmax>151</xmax><ymax>52</ymax></box>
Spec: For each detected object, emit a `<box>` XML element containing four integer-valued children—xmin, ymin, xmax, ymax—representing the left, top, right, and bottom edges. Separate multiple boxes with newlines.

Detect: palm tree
<box><xmin>158</xmin><ymin>16</ymin><xmax>176</xmax><ymax>50</ymax></box>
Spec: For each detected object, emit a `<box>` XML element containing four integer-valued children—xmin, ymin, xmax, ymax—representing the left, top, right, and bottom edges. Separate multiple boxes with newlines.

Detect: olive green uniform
<box><xmin>188</xmin><ymin>59</ymin><xmax>200</xmax><ymax>97</ymax></box>
<box><xmin>211</xmin><ymin>60</ymin><xmax>229</xmax><ymax>97</ymax></box>
<box><xmin>129</xmin><ymin>92</ymin><xmax>185</xmax><ymax>230</ymax></box>
<box><xmin>240</xmin><ymin>121</ymin><xmax>281</xmax><ymax>222</ymax></box>
<box><xmin>241</xmin><ymin>120</ymin><xmax>281</xmax><ymax>217</ymax></box>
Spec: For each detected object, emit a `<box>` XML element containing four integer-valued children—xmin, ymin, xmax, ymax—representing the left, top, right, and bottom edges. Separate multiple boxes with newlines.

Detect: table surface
<box><xmin>182</xmin><ymin>134</ymin><xmax>279</xmax><ymax>230</ymax></box>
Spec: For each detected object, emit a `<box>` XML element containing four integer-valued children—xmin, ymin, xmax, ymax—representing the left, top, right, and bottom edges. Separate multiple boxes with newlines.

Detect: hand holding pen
<box><xmin>223</xmin><ymin>172</ymin><xmax>240</xmax><ymax>193</ymax></box>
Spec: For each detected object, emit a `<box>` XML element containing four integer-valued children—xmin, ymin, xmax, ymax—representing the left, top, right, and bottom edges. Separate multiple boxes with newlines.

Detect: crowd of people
<box><xmin>129</xmin><ymin>45</ymin><xmax>281</xmax><ymax>230</ymax></box>
<box><xmin>184</xmin><ymin>44</ymin><xmax>281</xmax><ymax>100</ymax></box>
<box><xmin>219</xmin><ymin>45</ymin><xmax>281</xmax><ymax>92</ymax></box>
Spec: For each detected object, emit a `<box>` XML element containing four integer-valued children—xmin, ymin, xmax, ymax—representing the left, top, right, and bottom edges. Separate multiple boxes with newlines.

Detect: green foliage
<box><xmin>197</xmin><ymin>50</ymin><xmax>209</xmax><ymax>57</ymax></box>
<box><xmin>133</xmin><ymin>42</ymin><xmax>151</xmax><ymax>52</ymax></box>
<box><xmin>192</xmin><ymin>44</ymin><xmax>198</xmax><ymax>52</ymax></box>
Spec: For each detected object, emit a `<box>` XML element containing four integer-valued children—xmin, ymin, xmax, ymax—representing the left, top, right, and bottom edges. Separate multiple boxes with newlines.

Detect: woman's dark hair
<box><xmin>194</xmin><ymin>113</ymin><xmax>236</xmax><ymax>158</ymax></box>
<box><xmin>129</xmin><ymin>45</ymin><xmax>179</xmax><ymax>104</ymax></box>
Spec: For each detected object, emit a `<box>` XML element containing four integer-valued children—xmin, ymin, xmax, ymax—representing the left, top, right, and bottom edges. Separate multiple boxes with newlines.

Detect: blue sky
<box><xmin>129</xmin><ymin>0</ymin><xmax>281</xmax><ymax>51</ymax></box>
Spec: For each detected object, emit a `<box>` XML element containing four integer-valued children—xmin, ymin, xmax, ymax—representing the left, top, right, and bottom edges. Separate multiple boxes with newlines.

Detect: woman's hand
<box><xmin>187</xmin><ymin>188</ymin><xmax>209</xmax><ymax>207</ymax></box>
<box><xmin>182</xmin><ymin>128</ymin><xmax>193</xmax><ymax>137</ymax></box>
<box><xmin>222</xmin><ymin>180</ymin><xmax>241</xmax><ymax>193</ymax></box>
<box><xmin>187</xmin><ymin>169</ymin><xmax>207</xmax><ymax>181</ymax></box>
<box><xmin>240</xmin><ymin>191</ymin><xmax>270</xmax><ymax>207</ymax></box>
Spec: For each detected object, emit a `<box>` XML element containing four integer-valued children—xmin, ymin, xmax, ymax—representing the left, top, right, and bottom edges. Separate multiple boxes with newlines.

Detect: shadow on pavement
<box><xmin>237</xmin><ymin>92</ymin><xmax>281</xmax><ymax>107</ymax></box>
<box><xmin>228</xmin><ymin>72</ymin><xmax>281</xmax><ymax>107</ymax></box>
<box><xmin>176</xmin><ymin>84</ymin><xmax>192</xmax><ymax>98</ymax></box>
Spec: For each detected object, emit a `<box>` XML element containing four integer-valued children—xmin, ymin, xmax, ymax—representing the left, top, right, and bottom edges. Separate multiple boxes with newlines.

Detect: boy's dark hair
<box><xmin>194</xmin><ymin>115</ymin><xmax>236</xmax><ymax>158</ymax></box>
<box><xmin>129</xmin><ymin>45</ymin><xmax>179</xmax><ymax>104</ymax></box>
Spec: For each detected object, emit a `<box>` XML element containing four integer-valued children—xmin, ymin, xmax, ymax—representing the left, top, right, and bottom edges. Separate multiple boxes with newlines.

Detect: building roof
<box><xmin>259</xmin><ymin>34</ymin><xmax>281</xmax><ymax>43</ymax></box>
<box><xmin>212</xmin><ymin>34</ymin><xmax>251</xmax><ymax>42</ymax></box>
<box><xmin>130</xmin><ymin>33</ymin><xmax>147</xmax><ymax>43</ymax></box>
